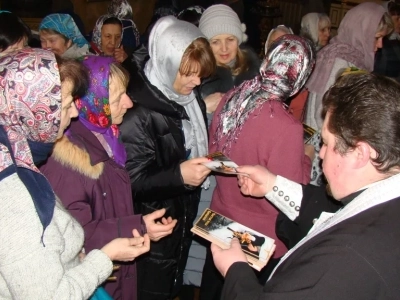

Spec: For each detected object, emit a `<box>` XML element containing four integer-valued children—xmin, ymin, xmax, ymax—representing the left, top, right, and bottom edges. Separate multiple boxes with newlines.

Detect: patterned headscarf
<box><xmin>39</xmin><ymin>13</ymin><xmax>89</xmax><ymax>48</ymax></box>
<box><xmin>0</xmin><ymin>48</ymin><xmax>61</xmax><ymax>237</ymax></box>
<box><xmin>91</xmin><ymin>15</ymin><xmax>123</xmax><ymax>54</ymax></box>
<box><xmin>213</xmin><ymin>35</ymin><xmax>315</xmax><ymax>152</ymax></box>
<box><xmin>108</xmin><ymin>0</ymin><xmax>133</xmax><ymax>19</ymax></box>
<box><xmin>75</xmin><ymin>56</ymin><xmax>127</xmax><ymax>166</ymax></box>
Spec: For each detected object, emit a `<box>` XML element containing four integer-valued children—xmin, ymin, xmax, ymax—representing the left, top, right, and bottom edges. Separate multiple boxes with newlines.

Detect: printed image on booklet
<box><xmin>203</xmin><ymin>151</ymin><xmax>247</xmax><ymax>176</ymax></box>
<box><xmin>191</xmin><ymin>208</ymin><xmax>276</xmax><ymax>271</ymax></box>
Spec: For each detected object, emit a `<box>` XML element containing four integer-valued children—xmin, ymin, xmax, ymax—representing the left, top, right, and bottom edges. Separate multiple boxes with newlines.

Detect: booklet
<box><xmin>203</xmin><ymin>151</ymin><xmax>247</xmax><ymax>176</ymax></box>
<box><xmin>303</xmin><ymin>123</ymin><xmax>317</xmax><ymax>144</ymax></box>
<box><xmin>191</xmin><ymin>208</ymin><xmax>276</xmax><ymax>271</ymax></box>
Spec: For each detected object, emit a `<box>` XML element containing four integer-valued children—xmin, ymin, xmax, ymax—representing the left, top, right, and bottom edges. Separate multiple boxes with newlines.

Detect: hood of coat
<box><xmin>51</xmin><ymin>120</ymin><xmax>108</xmax><ymax>180</ymax></box>
<box><xmin>122</xmin><ymin>56</ymin><xmax>189</xmax><ymax>120</ymax></box>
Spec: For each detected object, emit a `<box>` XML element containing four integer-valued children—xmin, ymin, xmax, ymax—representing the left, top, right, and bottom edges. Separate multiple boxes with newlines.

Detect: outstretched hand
<box><xmin>180</xmin><ymin>157</ymin><xmax>211</xmax><ymax>186</ymax></box>
<box><xmin>211</xmin><ymin>238</ymin><xmax>247</xmax><ymax>277</ymax></box>
<box><xmin>143</xmin><ymin>208</ymin><xmax>177</xmax><ymax>241</ymax></box>
<box><xmin>101</xmin><ymin>229</ymin><xmax>150</xmax><ymax>261</ymax></box>
<box><xmin>236</xmin><ymin>165</ymin><xmax>276</xmax><ymax>197</ymax></box>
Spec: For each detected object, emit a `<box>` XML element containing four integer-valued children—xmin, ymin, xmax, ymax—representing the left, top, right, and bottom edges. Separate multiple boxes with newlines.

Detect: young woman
<box><xmin>201</xmin><ymin>35</ymin><xmax>315</xmax><ymax>300</ymax></box>
<box><xmin>39</xmin><ymin>13</ymin><xmax>90</xmax><ymax>58</ymax></box>
<box><xmin>0</xmin><ymin>48</ymin><xmax>150</xmax><ymax>299</ymax></box>
<box><xmin>120</xmin><ymin>16</ymin><xmax>216</xmax><ymax>300</ymax></box>
<box><xmin>40</xmin><ymin>56</ymin><xmax>176</xmax><ymax>300</ymax></box>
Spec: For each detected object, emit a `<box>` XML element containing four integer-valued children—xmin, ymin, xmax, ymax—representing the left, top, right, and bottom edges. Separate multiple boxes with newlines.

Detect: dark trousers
<box><xmin>199</xmin><ymin>247</ymin><xmax>281</xmax><ymax>300</ymax></box>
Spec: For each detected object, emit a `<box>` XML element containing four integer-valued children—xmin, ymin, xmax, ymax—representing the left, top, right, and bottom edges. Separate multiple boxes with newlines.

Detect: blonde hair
<box><xmin>377</xmin><ymin>12</ymin><xmax>394</xmax><ymax>35</ymax></box>
<box><xmin>110</xmin><ymin>62</ymin><xmax>129</xmax><ymax>88</ymax></box>
<box><xmin>230</xmin><ymin>47</ymin><xmax>249</xmax><ymax>76</ymax></box>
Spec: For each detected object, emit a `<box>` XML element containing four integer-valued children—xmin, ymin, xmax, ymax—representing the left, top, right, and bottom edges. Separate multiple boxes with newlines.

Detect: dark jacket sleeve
<box><xmin>121</xmin><ymin>108</ymin><xmax>188</xmax><ymax>201</ymax></box>
<box><xmin>40</xmin><ymin>158</ymin><xmax>145</xmax><ymax>252</ymax></box>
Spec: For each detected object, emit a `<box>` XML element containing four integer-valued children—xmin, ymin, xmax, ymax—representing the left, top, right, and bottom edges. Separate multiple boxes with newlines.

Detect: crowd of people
<box><xmin>0</xmin><ymin>0</ymin><xmax>400</xmax><ymax>300</ymax></box>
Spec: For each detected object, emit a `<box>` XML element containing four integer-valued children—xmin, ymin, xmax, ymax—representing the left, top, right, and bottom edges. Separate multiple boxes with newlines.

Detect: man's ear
<box><xmin>353</xmin><ymin>141</ymin><xmax>375</xmax><ymax>168</ymax></box>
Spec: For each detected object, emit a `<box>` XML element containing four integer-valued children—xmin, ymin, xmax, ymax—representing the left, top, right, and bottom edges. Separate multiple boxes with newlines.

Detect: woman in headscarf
<box><xmin>39</xmin><ymin>13</ymin><xmax>90</xmax><ymax>58</ymax></box>
<box><xmin>304</xmin><ymin>2</ymin><xmax>392</xmax><ymax>186</ymax></box>
<box><xmin>0</xmin><ymin>11</ymin><xmax>30</xmax><ymax>57</ymax></box>
<box><xmin>0</xmin><ymin>48</ymin><xmax>150</xmax><ymax>299</ymax></box>
<box><xmin>91</xmin><ymin>15</ymin><xmax>129</xmax><ymax>63</ymax></box>
<box><xmin>119</xmin><ymin>15</ymin><xmax>216</xmax><ymax>300</ymax></box>
<box><xmin>200</xmin><ymin>35</ymin><xmax>315</xmax><ymax>300</ymax></box>
<box><xmin>40</xmin><ymin>55</ymin><xmax>176</xmax><ymax>300</ymax></box>
<box><xmin>264</xmin><ymin>25</ymin><xmax>293</xmax><ymax>54</ymax></box>
<box><xmin>300</xmin><ymin>12</ymin><xmax>331</xmax><ymax>51</ymax></box>
<box><xmin>107</xmin><ymin>0</ymin><xmax>141</xmax><ymax>53</ymax></box>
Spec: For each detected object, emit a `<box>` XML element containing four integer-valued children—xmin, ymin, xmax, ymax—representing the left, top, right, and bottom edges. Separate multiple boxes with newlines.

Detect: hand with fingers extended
<box><xmin>143</xmin><ymin>208</ymin><xmax>177</xmax><ymax>241</ymax></box>
<box><xmin>236</xmin><ymin>165</ymin><xmax>277</xmax><ymax>197</ymax></box>
<box><xmin>211</xmin><ymin>237</ymin><xmax>247</xmax><ymax>277</ymax></box>
<box><xmin>101</xmin><ymin>229</ymin><xmax>150</xmax><ymax>261</ymax></box>
<box><xmin>180</xmin><ymin>157</ymin><xmax>211</xmax><ymax>187</ymax></box>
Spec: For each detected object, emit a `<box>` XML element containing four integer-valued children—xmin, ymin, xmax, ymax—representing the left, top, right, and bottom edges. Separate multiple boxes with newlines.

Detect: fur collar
<box><xmin>51</xmin><ymin>135</ymin><xmax>104</xmax><ymax>180</ymax></box>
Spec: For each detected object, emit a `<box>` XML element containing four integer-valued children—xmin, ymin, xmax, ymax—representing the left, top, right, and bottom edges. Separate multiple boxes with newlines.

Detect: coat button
<box><xmin>284</xmin><ymin>195</ymin><xmax>289</xmax><ymax>201</ymax></box>
<box><xmin>273</xmin><ymin>186</ymin><xmax>278</xmax><ymax>192</ymax></box>
<box><xmin>278</xmin><ymin>191</ymin><xmax>284</xmax><ymax>197</ymax></box>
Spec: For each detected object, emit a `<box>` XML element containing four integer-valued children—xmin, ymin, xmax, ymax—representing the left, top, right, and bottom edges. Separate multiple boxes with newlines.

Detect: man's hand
<box><xmin>236</xmin><ymin>165</ymin><xmax>277</xmax><ymax>197</ymax></box>
<box><xmin>211</xmin><ymin>238</ymin><xmax>247</xmax><ymax>277</ymax></box>
<box><xmin>143</xmin><ymin>208</ymin><xmax>177</xmax><ymax>241</ymax></box>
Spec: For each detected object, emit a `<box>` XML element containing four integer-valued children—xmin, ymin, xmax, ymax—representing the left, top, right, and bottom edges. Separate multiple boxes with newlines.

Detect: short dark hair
<box><xmin>179</xmin><ymin>37</ymin><xmax>216</xmax><ymax>78</ymax></box>
<box><xmin>388</xmin><ymin>1</ymin><xmax>400</xmax><ymax>16</ymax></box>
<box><xmin>322</xmin><ymin>73</ymin><xmax>400</xmax><ymax>173</ymax></box>
<box><xmin>177</xmin><ymin>10</ymin><xmax>202</xmax><ymax>27</ymax></box>
<box><xmin>0</xmin><ymin>12</ymin><xmax>31</xmax><ymax>52</ymax></box>
<box><xmin>55</xmin><ymin>56</ymin><xmax>89</xmax><ymax>99</ymax></box>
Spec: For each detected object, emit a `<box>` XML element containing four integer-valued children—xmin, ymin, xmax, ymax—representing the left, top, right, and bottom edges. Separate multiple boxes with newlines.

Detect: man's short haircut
<box><xmin>322</xmin><ymin>73</ymin><xmax>400</xmax><ymax>173</ymax></box>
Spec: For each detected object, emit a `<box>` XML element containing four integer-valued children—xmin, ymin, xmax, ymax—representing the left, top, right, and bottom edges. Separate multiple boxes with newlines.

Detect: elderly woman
<box><xmin>0</xmin><ymin>11</ymin><xmax>30</xmax><ymax>57</ymax></box>
<box><xmin>39</xmin><ymin>13</ymin><xmax>90</xmax><ymax>58</ymax></box>
<box><xmin>40</xmin><ymin>55</ymin><xmax>176</xmax><ymax>300</ymax></box>
<box><xmin>120</xmin><ymin>16</ymin><xmax>216</xmax><ymax>300</ymax></box>
<box><xmin>91</xmin><ymin>15</ymin><xmax>128</xmax><ymax>63</ymax></box>
<box><xmin>0</xmin><ymin>48</ymin><xmax>150</xmax><ymax>299</ymax></box>
<box><xmin>305</xmin><ymin>2</ymin><xmax>392</xmax><ymax>186</ymax></box>
<box><xmin>200</xmin><ymin>35</ymin><xmax>315</xmax><ymax>299</ymax></box>
<box><xmin>264</xmin><ymin>25</ymin><xmax>293</xmax><ymax>54</ymax></box>
<box><xmin>300</xmin><ymin>12</ymin><xmax>331</xmax><ymax>51</ymax></box>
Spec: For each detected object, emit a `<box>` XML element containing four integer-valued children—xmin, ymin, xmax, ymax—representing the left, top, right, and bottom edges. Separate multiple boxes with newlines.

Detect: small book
<box><xmin>203</xmin><ymin>151</ymin><xmax>247</xmax><ymax>176</ymax></box>
<box><xmin>303</xmin><ymin>123</ymin><xmax>317</xmax><ymax>144</ymax></box>
<box><xmin>191</xmin><ymin>208</ymin><xmax>276</xmax><ymax>271</ymax></box>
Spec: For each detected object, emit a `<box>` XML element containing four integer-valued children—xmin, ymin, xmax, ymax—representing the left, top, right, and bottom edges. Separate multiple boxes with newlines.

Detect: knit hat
<box><xmin>199</xmin><ymin>4</ymin><xmax>247</xmax><ymax>44</ymax></box>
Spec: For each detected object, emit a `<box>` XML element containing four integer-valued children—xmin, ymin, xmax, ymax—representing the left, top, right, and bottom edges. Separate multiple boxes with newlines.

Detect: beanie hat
<box><xmin>199</xmin><ymin>4</ymin><xmax>248</xmax><ymax>44</ymax></box>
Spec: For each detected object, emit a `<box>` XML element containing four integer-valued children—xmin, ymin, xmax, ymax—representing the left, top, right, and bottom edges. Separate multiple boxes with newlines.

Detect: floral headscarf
<box><xmin>0</xmin><ymin>48</ymin><xmax>61</xmax><ymax>237</ymax></box>
<box><xmin>40</xmin><ymin>13</ymin><xmax>89</xmax><ymax>48</ymax></box>
<box><xmin>213</xmin><ymin>35</ymin><xmax>315</xmax><ymax>152</ymax></box>
<box><xmin>75</xmin><ymin>55</ymin><xmax>127</xmax><ymax>166</ymax></box>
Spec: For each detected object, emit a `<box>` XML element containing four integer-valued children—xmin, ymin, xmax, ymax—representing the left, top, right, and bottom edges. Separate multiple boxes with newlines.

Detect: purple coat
<box><xmin>40</xmin><ymin>119</ymin><xmax>145</xmax><ymax>300</ymax></box>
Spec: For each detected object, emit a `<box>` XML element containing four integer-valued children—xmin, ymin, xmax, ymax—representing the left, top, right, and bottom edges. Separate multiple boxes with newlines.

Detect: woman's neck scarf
<box><xmin>0</xmin><ymin>48</ymin><xmax>61</xmax><ymax>240</ymax></box>
<box><xmin>39</xmin><ymin>13</ymin><xmax>89</xmax><ymax>48</ymax></box>
<box><xmin>213</xmin><ymin>35</ymin><xmax>315</xmax><ymax>153</ymax></box>
<box><xmin>306</xmin><ymin>2</ymin><xmax>385</xmax><ymax>95</ymax></box>
<box><xmin>75</xmin><ymin>55</ymin><xmax>127</xmax><ymax>166</ymax></box>
<box><xmin>91</xmin><ymin>15</ymin><xmax>123</xmax><ymax>55</ymax></box>
<box><xmin>144</xmin><ymin>16</ymin><xmax>208</xmax><ymax>161</ymax></box>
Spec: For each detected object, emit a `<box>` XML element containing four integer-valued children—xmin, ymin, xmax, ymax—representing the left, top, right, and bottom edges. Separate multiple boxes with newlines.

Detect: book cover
<box><xmin>202</xmin><ymin>151</ymin><xmax>247</xmax><ymax>176</ymax></box>
<box><xmin>303</xmin><ymin>123</ymin><xmax>317</xmax><ymax>144</ymax></box>
<box><xmin>191</xmin><ymin>208</ymin><xmax>276</xmax><ymax>271</ymax></box>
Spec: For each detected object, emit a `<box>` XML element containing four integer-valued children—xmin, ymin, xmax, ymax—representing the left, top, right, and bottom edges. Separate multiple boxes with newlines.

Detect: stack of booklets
<box><xmin>192</xmin><ymin>208</ymin><xmax>276</xmax><ymax>271</ymax></box>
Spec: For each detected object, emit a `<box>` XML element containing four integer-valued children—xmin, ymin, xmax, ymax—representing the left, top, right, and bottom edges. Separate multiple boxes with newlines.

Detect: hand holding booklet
<box><xmin>202</xmin><ymin>151</ymin><xmax>248</xmax><ymax>176</ymax></box>
<box><xmin>191</xmin><ymin>208</ymin><xmax>276</xmax><ymax>271</ymax></box>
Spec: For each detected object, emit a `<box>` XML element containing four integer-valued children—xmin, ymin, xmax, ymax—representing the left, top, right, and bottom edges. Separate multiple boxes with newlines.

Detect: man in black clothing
<box><xmin>211</xmin><ymin>73</ymin><xmax>400</xmax><ymax>300</ymax></box>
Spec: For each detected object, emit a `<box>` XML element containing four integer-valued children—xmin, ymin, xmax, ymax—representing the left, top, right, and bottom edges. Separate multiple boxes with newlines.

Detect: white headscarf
<box><xmin>144</xmin><ymin>16</ymin><xmax>208</xmax><ymax>161</ymax></box>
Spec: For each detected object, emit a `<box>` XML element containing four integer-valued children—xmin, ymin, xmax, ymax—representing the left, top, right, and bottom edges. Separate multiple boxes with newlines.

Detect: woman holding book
<box><xmin>200</xmin><ymin>34</ymin><xmax>315</xmax><ymax>300</ymax></box>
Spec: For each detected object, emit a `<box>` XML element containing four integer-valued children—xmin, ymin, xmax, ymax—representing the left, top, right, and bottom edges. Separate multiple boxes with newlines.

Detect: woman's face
<box><xmin>101</xmin><ymin>24</ymin><xmax>122</xmax><ymax>56</ymax></box>
<box><xmin>0</xmin><ymin>38</ymin><xmax>26</xmax><ymax>57</ymax></box>
<box><xmin>40</xmin><ymin>31</ymin><xmax>72</xmax><ymax>56</ymax></box>
<box><xmin>318</xmin><ymin>22</ymin><xmax>331</xmax><ymax>47</ymax></box>
<box><xmin>58</xmin><ymin>80</ymin><xmax>78</xmax><ymax>139</ymax></box>
<box><xmin>109</xmin><ymin>77</ymin><xmax>133</xmax><ymax>125</ymax></box>
<box><xmin>374</xmin><ymin>30</ymin><xmax>387</xmax><ymax>52</ymax></box>
<box><xmin>209</xmin><ymin>34</ymin><xmax>239</xmax><ymax>65</ymax></box>
<box><xmin>173</xmin><ymin>71</ymin><xmax>201</xmax><ymax>95</ymax></box>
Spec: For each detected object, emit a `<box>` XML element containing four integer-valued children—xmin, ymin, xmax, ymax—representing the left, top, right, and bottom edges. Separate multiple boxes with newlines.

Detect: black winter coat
<box><xmin>120</xmin><ymin>57</ymin><xmax>207</xmax><ymax>300</ymax></box>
